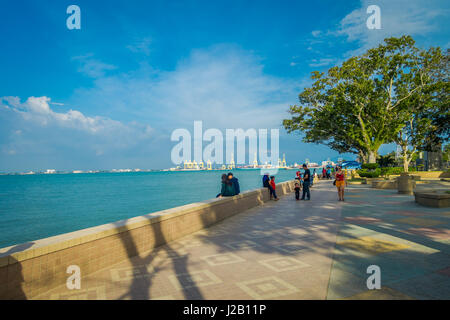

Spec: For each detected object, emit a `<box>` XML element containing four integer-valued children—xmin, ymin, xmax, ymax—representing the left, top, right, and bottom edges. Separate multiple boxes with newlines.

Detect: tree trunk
<box><xmin>368</xmin><ymin>150</ymin><xmax>377</xmax><ymax>163</ymax></box>
<box><xmin>403</xmin><ymin>157</ymin><xmax>409</xmax><ymax>173</ymax></box>
<box><xmin>358</xmin><ymin>150</ymin><xmax>367</xmax><ymax>163</ymax></box>
<box><xmin>402</xmin><ymin>145</ymin><xmax>410</xmax><ymax>173</ymax></box>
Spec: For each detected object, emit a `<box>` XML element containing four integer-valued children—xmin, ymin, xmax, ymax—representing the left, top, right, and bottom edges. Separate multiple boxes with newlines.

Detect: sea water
<box><xmin>0</xmin><ymin>169</ymin><xmax>301</xmax><ymax>248</ymax></box>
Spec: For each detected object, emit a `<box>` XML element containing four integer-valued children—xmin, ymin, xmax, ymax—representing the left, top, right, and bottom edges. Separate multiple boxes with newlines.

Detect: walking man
<box><xmin>301</xmin><ymin>164</ymin><xmax>311</xmax><ymax>200</ymax></box>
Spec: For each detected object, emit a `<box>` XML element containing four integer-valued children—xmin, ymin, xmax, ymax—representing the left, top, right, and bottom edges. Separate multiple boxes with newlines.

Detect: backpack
<box><xmin>262</xmin><ymin>175</ymin><xmax>269</xmax><ymax>187</ymax></box>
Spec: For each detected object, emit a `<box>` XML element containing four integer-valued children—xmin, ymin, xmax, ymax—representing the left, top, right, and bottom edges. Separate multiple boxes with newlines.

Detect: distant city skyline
<box><xmin>0</xmin><ymin>0</ymin><xmax>448</xmax><ymax>172</ymax></box>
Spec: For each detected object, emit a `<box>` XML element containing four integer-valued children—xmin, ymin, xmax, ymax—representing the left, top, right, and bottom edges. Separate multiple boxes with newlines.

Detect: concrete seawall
<box><xmin>0</xmin><ymin>180</ymin><xmax>295</xmax><ymax>299</ymax></box>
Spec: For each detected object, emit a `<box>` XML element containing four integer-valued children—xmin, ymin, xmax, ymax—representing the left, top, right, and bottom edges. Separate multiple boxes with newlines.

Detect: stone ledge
<box><xmin>0</xmin><ymin>181</ymin><xmax>293</xmax><ymax>266</ymax></box>
<box><xmin>414</xmin><ymin>191</ymin><xmax>450</xmax><ymax>208</ymax></box>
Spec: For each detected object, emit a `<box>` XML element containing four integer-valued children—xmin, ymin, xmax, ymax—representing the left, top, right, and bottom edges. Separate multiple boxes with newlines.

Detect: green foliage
<box><xmin>361</xmin><ymin>163</ymin><xmax>379</xmax><ymax>170</ymax></box>
<box><xmin>283</xmin><ymin>35</ymin><xmax>447</xmax><ymax>165</ymax></box>
<box><xmin>380</xmin><ymin>166</ymin><xmax>417</xmax><ymax>177</ymax></box>
<box><xmin>377</xmin><ymin>152</ymin><xmax>396</xmax><ymax>167</ymax></box>
<box><xmin>357</xmin><ymin>168</ymin><xmax>381</xmax><ymax>178</ymax></box>
<box><xmin>443</xmin><ymin>144</ymin><xmax>450</xmax><ymax>162</ymax></box>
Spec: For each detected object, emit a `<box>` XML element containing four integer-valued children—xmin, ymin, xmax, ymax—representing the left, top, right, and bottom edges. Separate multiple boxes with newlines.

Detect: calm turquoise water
<box><xmin>0</xmin><ymin>169</ymin><xmax>299</xmax><ymax>248</ymax></box>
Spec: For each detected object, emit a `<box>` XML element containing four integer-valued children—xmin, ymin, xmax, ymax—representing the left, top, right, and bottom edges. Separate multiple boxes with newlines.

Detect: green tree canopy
<box><xmin>283</xmin><ymin>36</ymin><xmax>447</xmax><ymax>164</ymax></box>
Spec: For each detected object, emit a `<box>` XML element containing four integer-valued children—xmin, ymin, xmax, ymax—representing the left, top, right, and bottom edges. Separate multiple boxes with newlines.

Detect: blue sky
<box><xmin>0</xmin><ymin>0</ymin><xmax>449</xmax><ymax>171</ymax></box>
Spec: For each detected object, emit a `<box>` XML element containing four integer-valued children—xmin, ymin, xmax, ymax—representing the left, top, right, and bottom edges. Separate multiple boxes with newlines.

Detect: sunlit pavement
<box><xmin>329</xmin><ymin>185</ymin><xmax>450</xmax><ymax>299</ymax></box>
<box><xmin>34</xmin><ymin>181</ymin><xmax>450</xmax><ymax>300</ymax></box>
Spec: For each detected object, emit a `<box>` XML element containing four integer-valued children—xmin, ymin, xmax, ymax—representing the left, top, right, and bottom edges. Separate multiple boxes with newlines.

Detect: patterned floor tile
<box><xmin>258</xmin><ymin>257</ymin><xmax>310</xmax><ymax>272</ymax></box>
<box><xmin>30</xmin><ymin>181</ymin><xmax>450</xmax><ymax>300</ymax></box>
<box><xmin>223</xmin><ymin>240</ymin><xmax>261</xmax><ymax>250</ymax></box>
<box><xmin>110</xmin><ymin>266</ymin><xmax>153</xmax><ymax>282</ymax></box>
<box><xmin>235</xmin><ymin>276</ymin><xmax>300</xmax><ymax>299</ymax></box>
<box><xmin>201</xmin><ymin>252</ymin><xmax>245</xmax><ymax>266</ymax></box>
<box><xmin>50</xmin><ymin>286</ymin><xmax>107</xmax><ymax>300</ymax></box>
<box><xmin>242</xmin><ymin>230</ymin><xmax>273</xmax><ymax>239</ymax></box>
<box><xmin>168</xmin><ymin>270</ymin><xmax>222</xmax><ymax>291</ymax></box>
<box><xmin>276</xmin><ymin>243</ymin><xmax>309</xmax><ymax>255</ymax></box>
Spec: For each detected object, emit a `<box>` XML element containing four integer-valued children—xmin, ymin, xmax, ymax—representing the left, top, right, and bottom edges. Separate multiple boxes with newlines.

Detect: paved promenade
<box><xmin>35</xmin><ymin>181</ymin><xmax>450</xmax><ymax>300</ymax></box>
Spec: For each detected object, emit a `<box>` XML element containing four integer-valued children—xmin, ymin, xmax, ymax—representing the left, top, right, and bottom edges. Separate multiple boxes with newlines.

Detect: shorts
<box><xmin>335</xmin><ymin>180</ymin><xmax>345</xmax><ymax>187</ymax></box>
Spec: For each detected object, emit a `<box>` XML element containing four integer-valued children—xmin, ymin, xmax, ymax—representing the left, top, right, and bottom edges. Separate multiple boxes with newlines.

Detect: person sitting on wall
<box><xmin>263</xmin><ymin>172</ymin><xmax>277</xmax><ymax>200</ymax></box>
<box><xmin>227</xmin><ymin>172</ymin><xmax>240</xmax><ymax>195</ymax></box>
<box><xmin>218</xmin><ymin>173</ymin><xmax>236</xmax><ymax>197</ymax></box>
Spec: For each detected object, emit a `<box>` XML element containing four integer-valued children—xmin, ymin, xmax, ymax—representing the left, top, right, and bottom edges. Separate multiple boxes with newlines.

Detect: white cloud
<box><xmin>127</xmin><ymin>37</ymin><xmax>152</xmax><ymax>55</ymax></box>
<box><xmin>0</xmin><ymin>46</ymin><xmax>303</xmax><ymax>170</ymax></box>
<box><xmin>307</xmin><ymin>0</ymin><xmax>450</xmax><ymax>58</ymax></box>
<box><xmin>50</xmin><ymin>102</ymin><xmax>64</xmax><ymax>106</ymax></box>
<box><xmin>72</xmin><ymin>53</ymin><xmax>117</xmax><ymax>78</ymax></box>
<box><xmin>336</xmin><ymin>0</ymin><xmax>448</xmax><ymax>54</ymax></box>
<box><xmin>0</xmin><ymin>96</ymin><xmax>154</xmax><ymax>158</ymax></box>
<box><xmin>311</xmin><ymin>30</ymin><xmax>322</xmax><ymax>37</ymax></box>
<box><xmin>70</xmin><ymin>45</ymin><xmax>299</xmax><ymax>130</ymax></box>
<box><xmin>309</xmin><ymin>58</ymin><xmax>335</xmax><ymax>67</ymax></box>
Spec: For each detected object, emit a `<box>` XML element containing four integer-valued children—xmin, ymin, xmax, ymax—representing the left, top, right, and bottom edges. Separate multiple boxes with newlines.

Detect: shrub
<box><xmin>357</xmin><ymin>168</ymin><xmax>381</xmax><ymax>178</ymax></box>
<box><xmin>361</xmin><ymin>163</ymin><xmax>379</xmax><ymax>170</ymax></box>
<box><xmin>380</xmin><ymin>167</ymin><xmax>403</xmax><ymax>176</ymax></box>
<box><xmin>380</xmin><ymin>166</ymin><xmax>417</xmax><ymax>176</ymax></box>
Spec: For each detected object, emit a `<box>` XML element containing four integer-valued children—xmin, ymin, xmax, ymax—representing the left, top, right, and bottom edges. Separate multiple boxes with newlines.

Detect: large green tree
<box><xmin>393</xmin><ymin>46</ymin><xmax>448</xmax><ymax>172</ymax></box>
<box><xmin>283</xmin><ymin>36</ymin><xmax>445</xmax><ymax>164</ymax></box>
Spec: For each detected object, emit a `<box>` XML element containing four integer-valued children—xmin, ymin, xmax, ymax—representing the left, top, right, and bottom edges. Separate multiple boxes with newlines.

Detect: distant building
<box><xmin>321</xmin><ymin>160</ymin><xmax>335</xmax><ymax>167</ymax></box>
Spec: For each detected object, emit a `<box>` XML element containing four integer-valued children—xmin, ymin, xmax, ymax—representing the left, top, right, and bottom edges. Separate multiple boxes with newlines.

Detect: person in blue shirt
<box><xmin>301</xmin><ymin>164</ymin><xmax>311</xmax><ymax>200</ymax></box>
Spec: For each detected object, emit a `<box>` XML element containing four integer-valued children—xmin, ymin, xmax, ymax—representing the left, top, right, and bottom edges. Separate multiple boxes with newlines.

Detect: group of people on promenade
<box><xmin>322</xmin><ymin>166</ymin><xmax>332</xmax><ymax>179</ymax></box>
<box><xmin>216</xmin><ymin>164</ymin><xmax>347</xmax><ymax>202</ymax></box>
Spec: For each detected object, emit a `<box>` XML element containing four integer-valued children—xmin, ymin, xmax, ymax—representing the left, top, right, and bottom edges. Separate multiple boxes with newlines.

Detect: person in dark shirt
<box><xmin>218</xmin><ymin>173</ymin><xmax>235</xmax><ymax>197</ymax></box>
<box><xmin>262</xmin><ymin>173</ymin><xmax>273</xmax><ymax>199</ymax></box>
<box><xmin>227</xmin><ymin>172</ymin><xmax>240</xmax><ymax>195</ymax></box>
<box><xmin>294</xmin><ymin>182</ymin><xmax>300</xmax><ymax>200</ymax></box>
<box><xmin>301</xmin><ymin>164</ymin><xmax>311</xmax><ymax>200</ymax></box>
<box><xmin>263</xmin><ymin>173</ymin><xmax>270</xmax><ymax>187</ymax></box>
